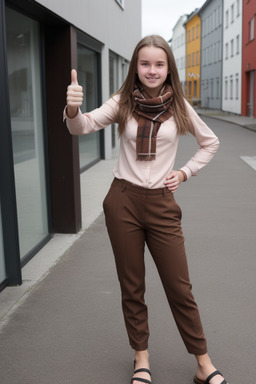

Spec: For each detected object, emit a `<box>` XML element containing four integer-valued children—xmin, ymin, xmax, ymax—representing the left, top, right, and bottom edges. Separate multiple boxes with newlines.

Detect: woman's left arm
<box><xmin>164</xmin><ymin>100</ymin><xmax>220</xmax><ymax>192</ymax></box>
<box><xmin>180</xmin><ymin>100</ymin><xmax>220</xmax><ymax>178</ymax></box>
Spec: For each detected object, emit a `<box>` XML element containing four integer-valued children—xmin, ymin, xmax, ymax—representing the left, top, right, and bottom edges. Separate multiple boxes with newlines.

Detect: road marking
<box><xmin>240</xmin><ymin>156</ymin><xmax>256</xmax><ymax>171</ymax></box>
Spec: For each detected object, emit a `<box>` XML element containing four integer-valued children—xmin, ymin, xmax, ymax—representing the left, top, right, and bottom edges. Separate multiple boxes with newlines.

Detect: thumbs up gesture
<box><xmin>66</xmin><ymin>69</ymin><xmax>83</xmax><ymax>118</ymax></box>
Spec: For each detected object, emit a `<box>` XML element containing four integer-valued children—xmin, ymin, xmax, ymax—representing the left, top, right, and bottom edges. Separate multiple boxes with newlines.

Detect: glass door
<box><xmin>77</xmin><ymin>45</ymin><xmax>100</xmax><ymax>170</ymax></box>
<box><xmin>6</xmin><ymin>7</ymin><xmax>49</xmax><ymax>261</ymax></box>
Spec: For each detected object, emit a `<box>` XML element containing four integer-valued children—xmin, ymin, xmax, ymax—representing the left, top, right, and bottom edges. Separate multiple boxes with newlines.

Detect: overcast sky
<box><xmin>142</xmin><ymin>0</ymin><xmax>206</xmax><ymax>41</ymax></box>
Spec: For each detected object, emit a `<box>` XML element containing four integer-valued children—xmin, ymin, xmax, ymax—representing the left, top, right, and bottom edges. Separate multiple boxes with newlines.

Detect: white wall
<box><xmin>171</xmin><ymin>15</ymin><xmax>187</xmax><ymax>89</ymax></box>
<box><xmin>35</xmin><ymin>0</ymin><xmax>141</xmax><ymax>60</ymax></box>
<box><xmin>222</xmin><ymin>0</ymin><xmax>242</xmax><ymax>113</ymax></box>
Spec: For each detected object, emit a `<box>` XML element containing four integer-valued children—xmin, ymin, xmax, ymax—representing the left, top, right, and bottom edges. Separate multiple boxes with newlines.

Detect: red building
<box><xmin>242</xmin><ymin>0</ymin><xmax>256</xmax><ymax>117</ymax></box>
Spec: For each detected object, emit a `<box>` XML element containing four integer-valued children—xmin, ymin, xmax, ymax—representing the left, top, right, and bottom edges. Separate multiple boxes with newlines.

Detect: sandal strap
<box><xmin>131</xmin><ymin>378</ymin><xmax>151</xmax><ymax>384</ymax></box>
<box><xmin>205</xmin><ymin>370</ymin><xmax>222</xmax><ymax>384</ymax></box>
<box><xmin>134</xmin><ymin>368</ymin><xmax>151</xmax><ymax>376</ymax></box>
<box><xmin>131</xmin><ymin>368</ymin><xmax>152</xmax><ymax>384</ymax></box>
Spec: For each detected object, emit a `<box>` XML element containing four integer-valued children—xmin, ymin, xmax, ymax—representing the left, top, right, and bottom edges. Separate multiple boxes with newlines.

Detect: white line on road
<box><xmin>240</xmin><ymin>156</ymin><xmax>256</xmax><ymax>171</ymax></box>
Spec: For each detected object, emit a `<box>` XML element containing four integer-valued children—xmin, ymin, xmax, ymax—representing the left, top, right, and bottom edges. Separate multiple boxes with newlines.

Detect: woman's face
<box><xmin>137</xmin><ymin>46</ymin><xmax>169</xmax><ymax>97</ymax></box>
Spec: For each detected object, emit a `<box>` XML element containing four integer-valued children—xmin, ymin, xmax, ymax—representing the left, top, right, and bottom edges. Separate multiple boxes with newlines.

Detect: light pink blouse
<box><xmin>64</xmin><ymin>95</ymin><xmax>219</xmax><ymax>189</ymax></box>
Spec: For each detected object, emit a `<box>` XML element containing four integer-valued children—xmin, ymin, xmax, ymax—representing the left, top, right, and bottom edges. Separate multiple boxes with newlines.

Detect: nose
<box><xmin>149</xmin><ymin>65</ymin><xmax>156</xmax><ymax>74</ymax></box>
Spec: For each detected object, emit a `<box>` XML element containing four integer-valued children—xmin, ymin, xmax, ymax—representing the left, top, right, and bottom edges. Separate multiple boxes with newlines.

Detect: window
<box><xmin>202</xmin><ymin>22</ymin><xmax>205</xmax><ymax>37</ymax></box>
<box><xmin>192</xmin><ymin>27</ymin><xmax>195</xmax><ymax>40</ymax></box>
<box><xmin>226</xmin><ymin>10</ymin><xmax>229</xmax><ymax>28</ymax></box>
<box><xmin>192</xmin><ymin>52</ymin><xmax>195</xmax><ymax>66</ymax></box>
<box><xmin>206</xmin><ymin>80</ymin><xmax>209</xmax><ymax>99</ymax></box>
<box><xmin>236</xmin><ymin>0</ymin><xmax>240</xmax><ymax>17</ymax></box>
<box><xmin>188</xmin><ymin>81</ymin><xmax>192</xmax><ymax>96</ymax></box>
<box><xmin>6</xmin><ymin>7</ymin><xmax>48</xmax><ymax>259</ymax></box>
<box><xmin>215</xmin><ymin>42</ymin><xmax>218</xmax><ymax>62</ymax></box>
<box><xmin>188</xmin><ymin>30</ymin><xmax>191</xmax><ymax>42</ymax></box>
<box><xmin>213</xmin><ymin>44</ymin><xmax>216</xmax><ymax>63</ymax></box>
<box><xmin>225</xmin><ymin>78</ymin><xmax>228</xmax><ymax>99</ymax></box>
<box><xmin>193</xmin><ymin>80</ymin><xmax>197</xmax><ymax>98</ymax></box>
<box><xmin>217</xmin><ymin>6</ymin><xmax>220</xmax><ymax>27</ymax></box>
<box><xmin>236</xmin><ymin>74</ymin><xmax>239</xmax><ymax>99</ymax></box>
<box><xmin>236</xmin><ymin>35</ymin><xmax>240</xmax><ymax>54</ymax></box>
<box><xmin>225</xmin><ymin>42</ymin><xmax>228</xmax><ymax>59</ymax></box>
<box><xmin>231</xmin><ymin>4</ymin><xmax>234</xmax><ymax>23</ymax></box>
<box><xmin>216</xmin><ymin>78</ymin><xmax>220</xmax><ymax>99</ymax></box>
<box><xmin>206</xmin><ymin>17</ymin><xmax>209</xmax><ymax>34</ymax></box>
<box><xmin>249</xmin><ymin>16</ymin><xmax>255</xmax><ymax>41</ymax></box>
<box><xmin>231</xmin><ymin>39</ymin><xmax>234</xmax><ymax>57</ymax></box>
<box><xmin>196</xmin><ymin>51</ymin><xmax>199</xmax><ymax>65</ymax></box>
<box><xmin>230</xmin><ymin>76</ymin><xmax>233</xmax><ymax>99</ymax></box>
<box><xmin>77</xmin><ymin>45</ymin><xmax>100</xmax><ymax>169</ymax></box>
<box><xmin>211</xmin><ymin>79</ymin><xmax>214</xmax><ymax>98</ymax></box>
<box><xmin>122</xmin><ymin>59</ymin><xmax>129</xmax><ymax>81</ymax></box>
<box><xmin>209</xmin><ymin>14</ymin><xmax>212</xmax><ymax>32</ymax></box>
<box><xmin>219</xmin><ymin>6</ymin><xmax>222</xmax><ymax>26</ymax></box>
<box><xmin>196</xmin><ymin>24</ymin><xmax>199</xmax><ymax>38</ymax></box>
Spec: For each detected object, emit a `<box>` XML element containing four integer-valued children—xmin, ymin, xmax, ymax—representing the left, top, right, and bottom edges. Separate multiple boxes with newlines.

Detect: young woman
<box><xmin>64</xmin><ymin>35</ymin><xmax>228</xmax><ymax>384</ymax></box>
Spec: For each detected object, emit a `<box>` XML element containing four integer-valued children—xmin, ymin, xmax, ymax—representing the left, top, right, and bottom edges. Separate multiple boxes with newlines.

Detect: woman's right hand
<box><xmin>66</xmin><ymin>69</ymin><xmax>83</xmax><ymax>118</ymax></box>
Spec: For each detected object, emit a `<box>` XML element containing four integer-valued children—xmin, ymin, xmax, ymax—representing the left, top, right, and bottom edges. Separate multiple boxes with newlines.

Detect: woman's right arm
<box><xmin>66</xmin><ymin>69</ymin><xmax>83</xmax><ymax>119</ymax></box>
<box><xmin>64</xmin><ymin>69</ymin><xmax>119</xmax><ymax>135</ymax></box>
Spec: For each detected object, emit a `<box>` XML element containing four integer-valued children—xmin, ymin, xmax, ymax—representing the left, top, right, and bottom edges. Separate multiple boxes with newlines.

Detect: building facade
<box><xmin>0</xmin><ymin>0</ymin><xmax>142</xmax><ymax>290</ymax></box>
<box><xmin>222</xmin><ymin>0</ymin><xmax>243</xmax><ymax>114</ymax></box>
<box><xmin>171</xmin><ymin>15</ymin><xmax>187</xmax><ymax>93</ymax></box>
<box><xmin>199</xmin><ymin>0</ymin><xmax>223</xmax><ymax>109</ymax></box>
<box><xmin>242</xmin><ymin>0</ymin><xmax>256</xmax><ymax>117</ymax></box>
<box><xmin>184</xmin><ymin>9</ymin><xmax>201</xmax><ymax>105</ymax></box>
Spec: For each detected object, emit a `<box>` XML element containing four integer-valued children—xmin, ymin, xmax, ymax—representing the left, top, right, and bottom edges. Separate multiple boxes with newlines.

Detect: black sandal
<box><xmin>131</xmin><ymin>367</ymin><xmax>152</xmax><ymax>384</ymax></box>
<box><xmin>194</xmin><ymin>370</ymin><xmax>228</xmax><ymax>384</ymax></box>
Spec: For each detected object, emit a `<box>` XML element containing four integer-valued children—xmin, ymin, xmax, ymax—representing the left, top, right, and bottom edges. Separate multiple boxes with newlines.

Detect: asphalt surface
<box><xmin>0</xmin><ymin>115</ymin><xmax>256</xmax><ymax>383</ymax></box>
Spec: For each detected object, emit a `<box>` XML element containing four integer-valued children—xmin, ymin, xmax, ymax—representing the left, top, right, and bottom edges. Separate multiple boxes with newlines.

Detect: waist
<box><xmin>112</xmin><ymin>177</ymin><xmax>172</xmax><ymax>196</ymax></box>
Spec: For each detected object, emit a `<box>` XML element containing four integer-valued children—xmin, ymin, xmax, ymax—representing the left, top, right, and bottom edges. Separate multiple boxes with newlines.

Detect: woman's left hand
<box><xmin>164</xmin><ymin>170</ymin><xmax>184</xmax><ymax>192</ymax></box>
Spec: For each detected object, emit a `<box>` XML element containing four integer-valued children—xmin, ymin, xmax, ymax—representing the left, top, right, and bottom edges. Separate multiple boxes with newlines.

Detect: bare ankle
<box><xmin>195</xmin><ymin>353</ymin><xmax>212</xmax><ymax>368</ymax></box>
<box><xmin>134</xmin><ymin>350</ymin><xmax>149</xmax><ymax>365</ymax></box>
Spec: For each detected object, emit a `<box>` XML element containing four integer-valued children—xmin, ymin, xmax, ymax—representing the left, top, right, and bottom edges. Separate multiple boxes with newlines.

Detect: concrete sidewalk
<box><xmin>196</xmin><ymin>107</ymin><xmax>256</xmax><ymax>131</ymax></box>
<box><xmin>0</xmin><ymin>148</ymin><xmax>119</xmax><ymax>328</ymax></box>
<box><xmin>0</xmin><ymin>113</ymin><xmax>256</xmax><ymax>383</ymax></box>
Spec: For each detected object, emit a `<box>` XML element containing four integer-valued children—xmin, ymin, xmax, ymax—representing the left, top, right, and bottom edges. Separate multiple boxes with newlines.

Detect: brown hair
<box><xmin>115</xmin><ymin>35</ymin><xmax>190</xmax><ymax>136</ymax></box>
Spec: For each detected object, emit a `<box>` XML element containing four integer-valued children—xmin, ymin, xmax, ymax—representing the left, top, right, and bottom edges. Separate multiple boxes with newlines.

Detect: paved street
<box><xmin>0</xmin><ymin>117</ymin><xmax>256</xmax><ymax>383</ymax></box>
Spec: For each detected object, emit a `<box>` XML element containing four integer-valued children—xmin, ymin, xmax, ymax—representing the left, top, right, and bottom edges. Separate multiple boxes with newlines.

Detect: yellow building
<box><xmin>184</xmin><ymin>9</ymin><xmax>201</xmax><ymax>105</ymax></box>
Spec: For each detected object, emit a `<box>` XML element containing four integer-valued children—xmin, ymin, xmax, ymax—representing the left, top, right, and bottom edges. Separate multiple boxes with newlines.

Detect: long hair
<box><xmin>115</xmin><ymin>35</ymin><xmax>190</xmax><ymax>136</ymax></box>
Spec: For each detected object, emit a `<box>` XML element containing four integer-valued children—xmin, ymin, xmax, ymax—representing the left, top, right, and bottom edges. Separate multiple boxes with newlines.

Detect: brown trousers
<box><xmin>103</xmin><ymin>178</ymin><xmax>207</xmax><ymax>355</ymax></box>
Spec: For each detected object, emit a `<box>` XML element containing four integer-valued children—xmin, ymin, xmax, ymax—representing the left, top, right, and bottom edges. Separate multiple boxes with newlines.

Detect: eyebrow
<box><xmin>139</xmin><ymin>59</ymin><xmax>166</xmax><ymax>63</ymax></box>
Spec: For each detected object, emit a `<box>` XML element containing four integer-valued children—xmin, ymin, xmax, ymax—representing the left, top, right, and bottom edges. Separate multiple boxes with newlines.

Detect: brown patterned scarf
<box><xmin>132</xmin><ymin>83</ymin><xmax>174</xmax><ymax>160</ymax></box>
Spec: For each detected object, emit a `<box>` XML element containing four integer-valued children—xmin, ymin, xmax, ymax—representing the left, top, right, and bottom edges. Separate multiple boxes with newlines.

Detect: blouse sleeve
<box><xmin>179</xmin><ymin>99</ymin><xmax>220</xmax><ymax>179</ymax></box>
<box><xmin>63</xmin><ymin>95</ymin><xmax>119</xmax><ymax>135</ymax></box>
